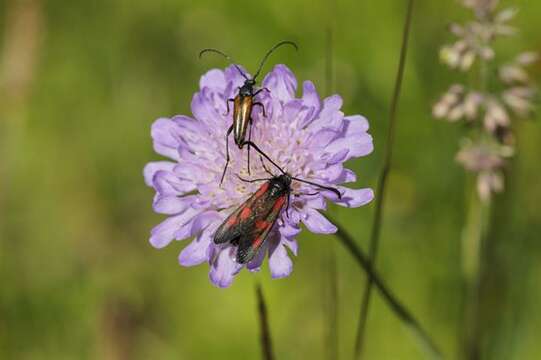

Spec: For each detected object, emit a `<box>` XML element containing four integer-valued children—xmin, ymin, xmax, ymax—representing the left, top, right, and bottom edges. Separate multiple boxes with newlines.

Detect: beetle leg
<box><xmin>252</xmin><ymin>102</ymin><xmax>267</xmax><ymax>118</ymax></box>
<box><xmin>247</xmin><ymin>118</ymin><xmax>253</xmax><ymax>175</ymax></box>
<box><xmin>220</xmin><ymin>125</ymin><xmax>234</xmax><ymax>186</ymax></box>
<box><xmin>254</xmin><ymin>88</ymin><xmax>271</xmax><ymax>96</ymax></box>
<box><xmin>224</xmin><ymin>98</ymin><xmax>235</xmax><ymax>116</ymax></box>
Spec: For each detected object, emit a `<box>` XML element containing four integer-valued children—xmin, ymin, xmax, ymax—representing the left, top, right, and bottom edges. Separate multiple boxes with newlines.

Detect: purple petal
<box><xmin>326</xmin><ymin>149</ymin><xmax>350</xmax><ymax>164</ymax></box>
<box><xmin>191</xmin><ymin>91</ymin><xmax>221</xmax><ymax>128</ymax></box>
<box><xmin>324</xmin><ymin>115</ymin><xmax>373</xmax><ymax>160</ymax></box>
<box><xmin>246</xmin><ymin>242</ymin><xmax>268</xmax><ymax>272</ymax></box>
<box><xmin>153</xmin><ymin>170</ymin><xmax>195</xmax><ymax>195</ymax></box>
<box><xmin>313</xmin><ymin>163</ymin><xmax>345</xmax><ymax>182</ymax></box>
<box><xmin>268</xmin><ymin>238</ymin><xmax>293</xmax><ymax>279</ymax></box>
<box><xmin>174</xmin><ymin>163</ymin><xmax>215</xmax><ymax>184</ymax></box>
<box><xmin>301</xmin><ymin>81</ymin><xmax>321</xmax><ymax>122</ymax></box>
<box><xmin>326</xmin><ymin>187</ymin><xmax>374</xmax><ymax>208</ymax></box>
<box><xmin>153</xmin><ymin>194</ymin><xmax>195</xmax><ymax>215</ymax></box>
<box><xmin>151</xmin><ymin>118</ymin><xmax>182</xmax><ymax>160</ymax></box>
<box><xmin>199</xmin><ymin>69</ymin><xmax>226</xmax><ymax>91</ymax></box>
<box><xmin>279</xmin><ymin>221</ymin><xmax>301</xmax><ymax>238</ymax></box>
<box><xmin>308</xmin><ymin>95</ymin><xmax>343</xmax><ymax>131</ymax></box>
<box><xmin>344</xmin><ymin>115</ymin><xmax>370</xmax><ymax>132</ymax></box>
<box><xmin>143</xmin><ymin>161</ymin><xmax>176</xmax><ymax>186</ymax></box>
<box><xmin>171</xmin><ymin>116</ymin><xmax>212</xmax><ymax>153</ymax></box>
<box><xmin>209</xmin><ymin>247</ymin><xmax>243</xmax><ymax>288</ymax></box>
<box><xmin>190</xmin><ymin>211</ymin><xmax>222</xmax><ymax>235</ymax></box>
<box><xmin>149</xmin><ymin>207</ymin><xmax>200</xmax><ymax>248</ymax></box>
<box><xmin>283</xmin><ymin>237</ymin><xmax>298</xmax><ymax>256</ymax></box>
<box><xmin>308</xmin><ymin>128</ymin><xmax>338</xmax><ymax>149</ymax></box>
<box><xmin>179</xmin><ymin>223</ymin><xmax>218</xmax><ymax>266</ymax></box>
<box><xmin>173</xmin><ymin>210</ymin><xmax>215</xmax><ymax>241</ymax></box>
<box><xmin>224</xmin><ymin>64</ymin><xmax>250</xmax><ymax>88</ymax></box>
<box><xmin>301</xmin><ymin>209</ymin><xmax>337</xmax><ymax>234</ymax></box>
<box><xmin>325</xmin><ymin>132</ymin><xmax>373</xmax><ymax>161</ymax></box>
<box><xmin>335</xmin><ymin>168</ymin><xmax>357</xmax><ymax>184</ymax></box>
<box><xmin>262</xmin><ymin>64</ymin><xmax>297</xmax><ymax>103</ymax></box>
<box><xmin>302</xmin><ymin>194</ymin><xmax>327</xmax><ymax>210</ymax></box>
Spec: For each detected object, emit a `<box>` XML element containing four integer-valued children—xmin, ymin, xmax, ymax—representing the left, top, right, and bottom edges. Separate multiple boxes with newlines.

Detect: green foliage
<box><xmin>1</xmin><ymin>0</ymin><xmax>540</xmax><ymax>358</ymax></box>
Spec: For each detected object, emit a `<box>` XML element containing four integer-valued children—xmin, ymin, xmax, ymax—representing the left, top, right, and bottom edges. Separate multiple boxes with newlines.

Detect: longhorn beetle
<box><xmin>199</xmin><ymin>40</ymin><xmax>298</xmax><ymax>185</ymax></box>
<box><xmin>213</xmin><ymin>157</ymin><xmax>341</xmax><ymax>264</ymax></box>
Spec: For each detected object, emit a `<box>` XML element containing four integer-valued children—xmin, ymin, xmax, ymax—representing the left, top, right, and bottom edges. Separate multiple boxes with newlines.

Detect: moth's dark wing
<box><xmin>213</xmin><ymin>182</ymin><xmax>270</xmax><ymax>245</ymax></box>
<box><xmin>236</xmin><ymin>194</ymin><xmax>287</xmax><ymax>264</ymax></box>
<box><xmin>213</xmin><ymin>205</ymin><xmax>244</xmax><ymax>245</ymax></box>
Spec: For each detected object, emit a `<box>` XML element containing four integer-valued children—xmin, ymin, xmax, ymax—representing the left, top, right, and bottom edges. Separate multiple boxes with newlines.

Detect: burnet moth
<box><xmin>199</xmin><ymin>41</ymin><xmax>298</xmax><ymax>184</ymax></box>
<box><xmin>213</xmin><ymin>157</ymin><xmax>341</xmax><ymax>264</ymax></box>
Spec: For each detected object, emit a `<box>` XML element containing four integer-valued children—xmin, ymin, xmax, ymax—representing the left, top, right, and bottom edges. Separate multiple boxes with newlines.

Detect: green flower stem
<box><xmin>354</xmin><ymin>0</ymin><xmax>415</xmax><ymax>358</ymax></box>
<box><xmin>331</xmin><ymin>220</ymin><xmax>443</xmax><ymax>359</ymax></box>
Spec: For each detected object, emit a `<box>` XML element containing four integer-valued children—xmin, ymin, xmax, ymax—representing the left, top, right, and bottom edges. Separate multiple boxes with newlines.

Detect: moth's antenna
<box><xmin>242</xmin><ymin>141</ymin><xmax>285</xmax><ymax>175</ymax></box>
<box><xmin>199</xmin><ymin>48</ymin><xmax>249</xmax><ymax>80</ymax></box>
<box><xmin>290</xmin><ymin>176</ymin><xmax>342</xmax><ymax>199</ymax></box>
<box><xmin>236</xmin><ymin>175</ymin><xmax>269</xmax><ymax>183</ymax></box>
<box><xmin>252</xmin><ymin>41</ymin><xmax>298</xmax><ymax>81</ymax></box>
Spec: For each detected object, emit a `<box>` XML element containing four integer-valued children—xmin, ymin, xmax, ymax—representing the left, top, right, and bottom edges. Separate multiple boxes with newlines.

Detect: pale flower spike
<box><xmin>434</xmin><ymin>0</ymin><xmax>538</xmax><ymax>202</ymax></box>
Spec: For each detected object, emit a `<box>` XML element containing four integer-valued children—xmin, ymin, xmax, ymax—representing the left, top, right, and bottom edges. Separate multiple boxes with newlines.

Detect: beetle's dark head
<box><xmin>239</xmin><ymin>79</ymin><xmax>256</xmax><ymax>96</ymax></box>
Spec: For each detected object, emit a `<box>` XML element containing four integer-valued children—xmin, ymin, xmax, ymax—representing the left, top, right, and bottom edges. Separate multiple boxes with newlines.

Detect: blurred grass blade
<box><xmin>331</xmin><ymin>221</ymin><xmax>443</xmax><ymax>359</ymax></box>
<box><xmin>354</xmin><ymin>0</ymin><xmax>415</xmax><ymax>358</ymax></box>
<box><xmin>325</xmin><ymin>2</ymin><xmax>339</xmax><ymax>358</ymax></box>
<box><xmin>256</xmin><ymin>283</ymin><xmax>274</xmax><ymax>360</ymax></box>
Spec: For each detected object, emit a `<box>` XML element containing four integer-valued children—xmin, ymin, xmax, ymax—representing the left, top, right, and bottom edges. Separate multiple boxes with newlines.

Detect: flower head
<box><xmin>456</xmin><ymin>140</ymin><xmax>512</xmax><ymax>201</ymax></box>
<box><xmin>144</xmin><ymin>64</ymin><xmax>373</xmax><ymax>287</ymax></box>
<box><xmin>434</xmin><ymin>0</ymin><xmax>537</xmax><ymax>202</ymax></box>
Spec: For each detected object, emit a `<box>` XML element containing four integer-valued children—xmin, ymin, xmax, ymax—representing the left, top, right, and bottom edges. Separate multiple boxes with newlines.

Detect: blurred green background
<box><xmin>1</xmin><ymin>0</ymin><xmax>540</xmax><ymax>359</ymax></box>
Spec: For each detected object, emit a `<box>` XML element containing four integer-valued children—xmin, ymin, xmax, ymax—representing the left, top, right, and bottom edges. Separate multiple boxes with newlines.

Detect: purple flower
<box><xmin>144</xmin><ymin>64</ymin><xmax>374</xmax><ymax>288</ymax></box>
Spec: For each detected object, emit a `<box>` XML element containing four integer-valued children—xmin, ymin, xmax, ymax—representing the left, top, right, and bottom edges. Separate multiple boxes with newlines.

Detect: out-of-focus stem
<box><xmin>462</xmin><ymin>186</ymin><xmax>490</xmax><ymax>360</ymax></box>
<box><xmin>324</xmin><ymin>1</ymin><xmax>339</xmax><ymax>358</ymax></box>
<box><xmin>354</xmin><ymin>0</ymin><xmax>415</xmax><ymax>358</ymax></box>
<box><xmin>256</xmin><ymin>283</ymin><xmax>274</xmax><ymax>360</ymax></box>
<box><xmin>462</xmin><ymin>16</ymin><xmax>491</xmax><ymax>360</ymax></box>
<box><xmin>331</xmin><ymin>222</ymin><xmax>443</xmax><ymax>359</ymax></box>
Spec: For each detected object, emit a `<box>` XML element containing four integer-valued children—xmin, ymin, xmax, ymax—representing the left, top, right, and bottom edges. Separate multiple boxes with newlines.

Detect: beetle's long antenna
<box><xmin>252</xmin><ymin>41</ymin><xmax>298</xmax><ymax>81</ymax></box>
<box><xmin>290</xmin><ymin>176</ymin><xmax>342</xmax><ymax>199</ymax></box>
<box><xmin>242</xmin><ymin>141</ymin><xmax>285</xmax><ymax>175</ymax></box>
<box><xmin>199</xmin><ymin>48</ymin><xmax>249</xmax><ymax>80</ymax></box>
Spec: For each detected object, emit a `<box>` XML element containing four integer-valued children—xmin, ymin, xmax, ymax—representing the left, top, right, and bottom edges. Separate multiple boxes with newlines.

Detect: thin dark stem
<box><xmin>331</xmin><ymin>222</ymin><xmax>443</xmax><ymax>359</ymax></box>
<box><xmin>354</xmin><ymin>0</ymin><xmax>415</xmax><ymax>358</ymax></box>
<box><xmin>255</xmin><ymin>283</ymin><xmax>274</xmax><ymax>360</ymax></box>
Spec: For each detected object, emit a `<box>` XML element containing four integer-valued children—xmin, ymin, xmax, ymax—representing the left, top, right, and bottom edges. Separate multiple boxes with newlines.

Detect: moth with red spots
<box><xmin>213</xmin><ymin>170</ymin><xmax>341</xmax><ymax>264</ymax></box>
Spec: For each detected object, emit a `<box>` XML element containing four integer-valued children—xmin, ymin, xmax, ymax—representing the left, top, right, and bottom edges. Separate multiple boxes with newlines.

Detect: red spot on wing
<box><xmin>255</xmin><ymin>182</ymin><xmax>270</xmax><ymax>198</ymax></box>
<box><xmin>252</xmin><ymin>235</ymin><xmax>264</xmax><ymax>249</ymax></box>
<box><xmin>227</xmin><ymin>215</ymin><xmax>238</xmax><ymax>226</ymax></box>
<box><xmin>239</xmin><ymin>207</ymin><xmax>252</xmax><ymax>220</ymax></box>
<box><xmin>272</xmin><ymin>196</ymin><xmax>286</xmax><ymax>213</ymax></box>
<box><xmin>255</xmin><ymin>220</ymin><xmax>269</xmax><ymax>231</ymax></box>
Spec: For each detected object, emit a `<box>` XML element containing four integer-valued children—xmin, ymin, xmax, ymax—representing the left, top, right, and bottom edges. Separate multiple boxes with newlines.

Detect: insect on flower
<box><xmin>213</xmin><ymin>158</ymin><xmax>341</xmax><ymax>264</ymax></box>
<box><xmin>199</xmin><ymin>40</ymin><xmax>298</xmax><ymax>184</ymax></box>
<box><xmin>144</xmin><ymin>64</ymin><xmax>374</xmax><ymax>287</ymax></box>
